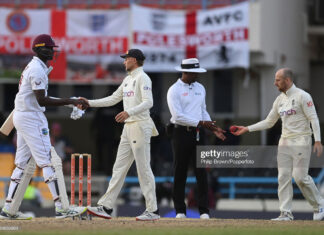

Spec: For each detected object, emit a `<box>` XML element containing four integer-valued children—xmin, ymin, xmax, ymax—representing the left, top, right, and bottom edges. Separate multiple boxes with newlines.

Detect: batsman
<box><xmin>0</xmin><ymin>34</ymin><xmax>88</xmax><ymax>220</ymax></box>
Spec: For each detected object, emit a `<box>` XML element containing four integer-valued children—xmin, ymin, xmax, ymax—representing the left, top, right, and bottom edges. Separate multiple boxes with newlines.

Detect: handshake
<box><xmin>71</xmin><ymin>97</ymin><xmax>89</xmax><ymax>110</ymax></box>
<box><xmin>69</xmin><ymin>97</ymin><xmax>129</xmax><ymax>123</ymax></box>
<box><xmin>69</xmin><ymin>97</ymin><xmax>89</xmax><ymax>120</ymax></box>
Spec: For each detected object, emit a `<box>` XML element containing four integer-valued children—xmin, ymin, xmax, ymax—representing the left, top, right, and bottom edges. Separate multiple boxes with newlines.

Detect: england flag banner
<box><xmin>132</xmin><ymin>2</ymin><xmax>249</xmax><ymax>72</ymax></box>
<box><xmin>0</xmin><ymin>8</ymin><xmax>129</xmax><ymax>80</ymax></box>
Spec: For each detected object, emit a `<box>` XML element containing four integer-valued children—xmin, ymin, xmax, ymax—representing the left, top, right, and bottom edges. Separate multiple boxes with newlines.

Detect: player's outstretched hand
<box><xmin>199</xmin><ymin>121</ymin><xmax>226</xmax><ymax>140</ymax></box>
<box><xmin>213</xmin><ymin>128</ymin><xmax>226</xmax><ymax>141</ymax></box>
<box><xmin>313</xmin><ymin>141</ymin><xmax>323</xmax><ymax>157</ymax></box>
<box><xmin>115</xmin><ymin>111</ymin><xmax>129</xmax><ymax>123</ymax></box>
<box><xmin>231</xmin><ymin>126</ymin><xmax>248</xmax><ymax>136</ymax></box>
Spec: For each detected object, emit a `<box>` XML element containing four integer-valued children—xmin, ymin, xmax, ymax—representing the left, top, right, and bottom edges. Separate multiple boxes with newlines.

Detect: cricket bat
<box><xmin>0</xmin><ymin>66</ymin><xmax>53</xmax><ymax>136</ymax></box>
<box><xmin>0</xmin><ymin>111</ymin><xmax>14</xmax><ymax>136</ymax></box>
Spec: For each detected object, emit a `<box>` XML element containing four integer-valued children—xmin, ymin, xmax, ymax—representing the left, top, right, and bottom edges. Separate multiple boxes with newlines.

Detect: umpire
<box><xmin>167</xmin><ymin>58</ymin><xmax>226</xmax><ymax>219</ymax></box>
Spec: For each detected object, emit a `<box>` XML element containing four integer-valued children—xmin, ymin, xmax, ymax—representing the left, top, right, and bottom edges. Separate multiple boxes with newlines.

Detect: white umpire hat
<box><xmin>175</xmin><ymin>58</ymin><xmax>207</xmax><ymax>73</ymax></box>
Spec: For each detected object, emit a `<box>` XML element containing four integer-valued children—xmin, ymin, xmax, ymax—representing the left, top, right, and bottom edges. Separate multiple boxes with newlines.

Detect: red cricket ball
<box><xmin>229</xmin><ymin>126</ymin><xmax>238</xmax><ymax>133</ymax></box>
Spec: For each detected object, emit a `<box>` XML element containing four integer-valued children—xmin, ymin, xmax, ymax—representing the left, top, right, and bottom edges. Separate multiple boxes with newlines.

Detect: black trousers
<box><xmin>171</xmin><ymin>125</ymin><xmax>209</xmax><ymax>215</ymax></box>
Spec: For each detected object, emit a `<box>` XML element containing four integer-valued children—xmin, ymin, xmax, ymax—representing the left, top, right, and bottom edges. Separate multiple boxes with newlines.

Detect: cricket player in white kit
<box><xmin>85</xmin><ymin>49</ymin><xmax>160</xmax><ymax>221</ymax></box>
<box><xmin>234</xmin><ymin>68</ymin><xmax>324</xmax><ymax>221</ymax></box>
<box><xmin>0</xmin><ymin>34</ymin><xmax>88</xmax><ymax>220</ymax></box>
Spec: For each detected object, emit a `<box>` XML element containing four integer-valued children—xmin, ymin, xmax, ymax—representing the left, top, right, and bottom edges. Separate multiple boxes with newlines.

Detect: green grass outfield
<box><xmin>0</xmin><ymin>218</ymin><xmax>324</xmax><ymax>235</ymax></box>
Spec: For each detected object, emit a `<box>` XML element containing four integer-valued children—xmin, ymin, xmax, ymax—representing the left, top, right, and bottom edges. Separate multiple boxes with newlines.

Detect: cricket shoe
<box><xmin>55</xmin><ymin>206</ymin><xmax>87</xmax><ymax>219</ymax></box>
<box><xmin>200</xmin><ymin>213</ymin><xmax>210</xmax><ymax>219</ymax></box>
<box><xmin>313</xmin><ymin>206</ymin><xmax>324</xmax><ymax>221</ymax></box>
<box><xmin>0</xmin><ymin>207</ymin><xmax>33</xmax><ymax>220</ymax></box>
<box><xmin>175</xmin><ymin>213</ymin><xmax>186</xmax><ymax>219</ymax></box>
<box><xmin>136</xmin><ymin>210</ymin><xmax>160</xmax><ymax>221</ymax></box>
<box><xmin>271</xmin><ymin>211</ymin><xmax>294</xmax><ymax>221</ymax></box>
<box><xmin>87</xmin><ymin>206</ymin><xmax>112</xmax><ymax>219</ymax></box>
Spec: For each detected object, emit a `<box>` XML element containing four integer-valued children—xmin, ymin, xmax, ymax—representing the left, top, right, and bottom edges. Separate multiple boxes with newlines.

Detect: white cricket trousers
<box><xmin>13</xmin><ymin>111</ymin><xmax>51</xmax><ymax>167</ymax></box>
<box><xmin>98</xmin><ymin>119</ymin><xmax>158</xmax><ymax>212</ymax></box>
<box><xmin>277</xmin><ymin>135</ymin><xmax>324</xmax><ymax>213</ymax></box>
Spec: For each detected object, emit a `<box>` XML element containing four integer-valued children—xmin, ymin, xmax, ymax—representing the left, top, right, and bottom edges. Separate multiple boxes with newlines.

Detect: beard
<box><xmin>277</xmin><ymin>85</ymin><xmax>288</xmax><ymax>93</ymax></box>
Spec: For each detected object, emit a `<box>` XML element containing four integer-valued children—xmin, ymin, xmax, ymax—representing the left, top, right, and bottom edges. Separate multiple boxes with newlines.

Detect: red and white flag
<box><xmin>132</xmin><ymin>2</ymin><xmax>249</xmax><ymax>72</ymax></box>
<box><xmin>0</xmin><ymin>8</ymin><xmax>129</xmax><ymax>80</ymax></box>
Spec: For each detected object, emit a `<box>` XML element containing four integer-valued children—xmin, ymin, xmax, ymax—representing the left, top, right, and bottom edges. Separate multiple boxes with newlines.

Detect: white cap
<box><xmin>175</xmin><ymin>58</ymin><xmax>207</xmax><ymax>73</ymax></box>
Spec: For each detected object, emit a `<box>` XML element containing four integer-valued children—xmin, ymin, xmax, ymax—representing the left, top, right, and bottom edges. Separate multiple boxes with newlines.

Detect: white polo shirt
<box><xmin>248</xmin><ymin>84</ymin><xmax>321</xmax><ymax>141</ymax></box>
<box><xmin>14</xmin><ymin>56</ymin><xmax>49</xmax><ymax>112</ymax></box>
<box><xmin>89</xmin><ymin>67</ymin><xmax>153</xmax><ymax>122</ymax></box>
<box><xmin>167</xmin><ymin>79</ymin><xmax>211</xmax><ymax>127</ymax></box>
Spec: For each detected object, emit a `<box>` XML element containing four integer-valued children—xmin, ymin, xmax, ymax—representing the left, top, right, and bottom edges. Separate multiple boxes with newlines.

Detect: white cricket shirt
<box><xmin>248</xmin><ymin>84</ymin><xmax>321</xmax><ymax>141</ymax></box>
<box><xmin>14</xmin><ymin>56</ymin><xmax>49</xmax><ymax>112</ymax></box>
<box><xmin>167</xmin><ymin>78</ymin><xmax>211</xmax><ymax>127</ymax></box>
<box><xmin>89</xmin><ymin>67</ymin><xmax>153</xmax><ymax>122</ymax></box>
